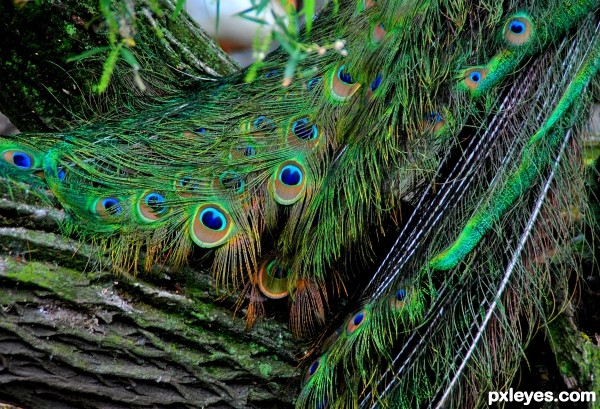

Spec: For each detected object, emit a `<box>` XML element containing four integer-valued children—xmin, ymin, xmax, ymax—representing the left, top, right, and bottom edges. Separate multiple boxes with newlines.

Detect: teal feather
<box><xmin>1</xmin><ymin>0</ymin><xmax>599</xmax><ymax>406</ymax></box>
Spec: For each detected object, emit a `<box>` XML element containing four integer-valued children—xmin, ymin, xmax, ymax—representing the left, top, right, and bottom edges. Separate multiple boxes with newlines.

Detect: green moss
<box><xmin>258</xmin><ymin>363</ymin><xmax>273</xmax><ymax>378</ymax></box>
<box><xmin>64</xmin><ymin>23</ymin><xmax>77</xmax><ymax>36</ymax></box>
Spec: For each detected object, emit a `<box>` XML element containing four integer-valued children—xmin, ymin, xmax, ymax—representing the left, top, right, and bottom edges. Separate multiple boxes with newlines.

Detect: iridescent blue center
<box><xmin>243</xmin><ymin>146</ymin><xmax>256</xmax><ymax>156</ymax></box>
<box><xmin>279</xmin><ymin>165</ymin><xmax>302</xmax><ymax>186</ymax></box>
<box><xmin>253</xmin><ymin>116</ymin><xmax>276</xmax><ymax>132</ymax></box>
<box><xmin>337</xmin><ymin>65</ymin><xmax>354</xmax><ymax>84</ymax></box>
<box><xmin>200</xmin><ymin>208</ymin><xmax>226</xmax><ymax>231</ymax></box>
<box><xmin>13</xmin><ymin>152</ymin><xmax>32</xmax><ymax>169</ymax></box>
<box><xmin>145</xmin><ymin>193</ymin><xmax>167</xmax><ymax>214</ymax></box>
<box><xmin>353</xmin><ymin>311</ymin><xmax>365</xmax><ymax>326</ymax></box>
<box><xmin>424</xmin><ymin>112</ymin><xmax>442</xmax><ymax>124</ymax></box>
<box><xmin>102</xmin><ymin>198</ymin><xmax>122</xmax><ymax>215</ymax></box>
<box><xmin>469</xmin><ymin>71</ymin><xmax>481</xmax><ymax>83</ymax></box>
<box><xmin>307</xmin><ymin>77</ymin><xmax>322</xmax><ymax>91</ymax></box>
<box><xmin>396</xmin><ymin>289</ymin><xmax>406</xmax><ymax>302</ymax></box>
<box><xmin>264</xmin><ymin>69</ymin><xmax>279</xmax><ymax>78</ymax></box>
<box><xmin>292</xmin><ymin>118</ymin><xmax>318</xmax><ymax>140</ymax></box>
<box><xmin>370</xmin><ymin>74</ymin><xmax>383</xmax><ymax>91</ymax></box>
<box><xmin>509</xmin><ymin>20</ymin><xmax>525</xmax><ymax>34</ymax></box>
<box><xmin>308</xmin><ymin>359</ymin><xmax>320</xmax><ymax>375</ymax></box>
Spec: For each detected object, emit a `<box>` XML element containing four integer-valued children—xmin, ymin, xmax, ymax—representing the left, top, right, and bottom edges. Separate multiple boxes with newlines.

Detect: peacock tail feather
<box><xmin>1</xmin><ymin>0</ymin><xmax>599</xmax><ymax>406</ymax></box>
<box><xmin>298</xmin><ymin>3</ymin><xmax>600</xmax><ymax>408</ymax></box>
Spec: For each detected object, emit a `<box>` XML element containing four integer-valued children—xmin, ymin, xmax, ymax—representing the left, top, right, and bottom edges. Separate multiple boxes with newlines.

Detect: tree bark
<box><xmin>0</xmin><ymin>1</ymin><xmax>299</xmax><ymax>408</ymax></box>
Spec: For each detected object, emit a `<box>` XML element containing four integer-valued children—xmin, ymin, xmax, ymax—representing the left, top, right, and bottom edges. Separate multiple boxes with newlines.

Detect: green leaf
<box><xmin>96</xmin><ymin>43</ymin><xmax>123</xmax><ymax>94</ymax></box>
<box><xmin>304</xmin><ymin>0</ymin><xmax>315</xmax><ymax>34</ymax></box>
<box><xmin>66</xmin><ymin>46</ymin><xmax>111</xmax><ymax>63</ymax></box>
<box><xmin>119</xmin><ymin>47</ymin><xmax>140</xmax><ymax>70</ymax></box>
<box><xmin>171</xmin><ymin>0</ymin><xmax>186</xmax><ymax>20</ymax></box>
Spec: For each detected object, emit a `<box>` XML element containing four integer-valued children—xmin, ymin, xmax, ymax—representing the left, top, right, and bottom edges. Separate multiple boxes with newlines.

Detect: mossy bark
<box><xmin>0</xmin><ymin>2</ymin><xmax>299</xmax><ymax>408</ymax></box>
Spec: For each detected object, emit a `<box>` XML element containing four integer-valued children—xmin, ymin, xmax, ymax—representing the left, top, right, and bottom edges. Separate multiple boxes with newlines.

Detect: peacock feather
<box><xmin>1</xmin><ymin>0</ymin><xmax>599</xmax><ymax>407</ymax></box>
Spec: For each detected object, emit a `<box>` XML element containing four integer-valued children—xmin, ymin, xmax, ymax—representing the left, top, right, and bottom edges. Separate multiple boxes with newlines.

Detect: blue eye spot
<box><xmin>308</xmin><ymin>359</ymin><xmax>320</xmax><ymax>375</ymax></box>
<box><xmin>306</xmin><ymin>77</ymin><xmax>322</xmax><ymax>91</ymax></box>
<box><xmin>509</xmin><ymin>20</ymin><xmax>525</xmax><ymax>34</ymax></box>
<box><xmin>264</xmin><ymin>69</ymin><xmax>279</xmax><ymax>78</ymax></box>
<box><xmin>220</xmin><ymin>172</ymin><xmax>245</xmax><ymax>193</ymax></box>
<box><xmin>469</xmin><ymin>71</ymin><xmax>481</xmax><ymax>83</ymax></box>
<box><xmin>292</xmin><ymin>118</ymin><xmax>318</xmax><ymax>140</ymax></box>
<box><xmin>253</xmin><ymin>116</ymin><xmax>276</xmax><ymax>132</ymax></box>
<box><xmin>279</xmin><ymin>165</ymin><xmax>302</xmax><ymax>186</ymax></box>
<box><xmin>200</xmin><ymin>208</ymin><xmax>226</xmax><ymax>231</ymax></box>
<box><xmin>13</xmin><ymin>152</ymin><xmax>32</xmax><ymax>169</ymax></box>
<box><xmin>396</xmin><ymin>289</ymin><xmax>406</xmax><ymax>302</ymax></box>
<box><xmin>316</xmin><ymin>399</ymin><xmax>328</xmax><ymax>409</ymax></box>
<box><xmin>179</xmin><ymin>176</ymin><xmax>192</xmax><ymax>188</ymax></box>
<box><xmin>353</xmin><ymin>311</ymin><xmax>365</xmax><ymax>326</ymax></box>
<box><xmin>101</xmin><ymin>198</ymin><xmax>122</xmax><ymax>215</ymax></box>
<box><xmin>337</xmin><ymin>65</ymin><xmax>354</xmax><ymax>84</ymax></box>
<box><xmin>424</xmin><ymin>112</ymin><xmax>442</xmax><ymax>124</ymax></box>
<box><xmin>145</xmin><ymin>193</ymin><xmax>167</xmax><ymax>214</ymax></box>
<box><xmin>57</xmin><ymin>167</ymin><xmax>66</xmax><ymax>181</ymax></box>
<box><xmin>243</xmin><ymin>146</ymin><xmax>256</xmax><ymax>157</ymax></box>
<box><xmin>370</xmin><ymin>73</ymin><xmax>383</xmax><ymax>91</ymax></box>
<box><xmin>194</xmin><ymin>127</ymin><xmax>206</xmax><ymax>135</ymax></box>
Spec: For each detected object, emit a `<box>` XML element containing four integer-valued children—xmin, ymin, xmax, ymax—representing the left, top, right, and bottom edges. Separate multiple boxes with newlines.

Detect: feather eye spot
<box><xmin>280</xmin><ymin>165</ymin><xmax>303</xmax><ymax>186</ymax></box>
<box><xmin>258</xmin><ymin>260</ymin><xmax>291</xmax><ymax>299</ymax></box>
<box><xmin>370</xmin><ymin>74</ymin><xmax>383</xmax><ymax>92</ymax></box>
<box><xmin>175</xmin><ymin>175</ymin><xmax>202</xmax><ymax>197</ymax></box>
<box><xmin>93</xmin><ymin>197</ymin><xmax>123</xmax><ymax>220</ymax></box>
<box><xmin>347</xmin><ymin>309</ymin><xmax>367</xmax><ymax>333</ymax></box>
<box><xmin>2</xmin><ymin>150</ymin><xmax>34</xmax><ymax>170</ymax></box>
<box><xmin>230</xmin><ymin>143</ymin><xmax>257</xmax><ymax>160</ymax></box>
<box><xmin>272</xmin><ymin>161</ymin><xmax>307</xmax><ymax>205</ymax></box>
<box><xmin>396</xmin><ymin>288</ymin><xmax>406</xmax><ymax>301</ymax></box>
<box><xmin>304</xmin><ymin>357</ymin><xmax>322</xmax><ymax>383</ymax></box>
<box><xmin>337</xmin><ymin>65</ymin><xmax>354</xmax><ymax>85</ymax></box>
<box><xmin>462</xmin><ymin>68</ymin><xmax>489</xmax><ymax>91</ymax></box>
<box><xmin>190</xmin><ymin>204</ymin><xmax>234</xmax><ymax>248</ymax></box>
<box><xmin>145</xmin><ymin>193</ymin><xmax>167</xmax><ymax>214</ymax></box>
<box><xmin>264</xmin><ymin>69</ymin><xmax>280</xmax><ymax>79</ymax></box>
<box><xmin>331</xmin><ymin>64</ymin><xmax>361</xmax><ymax>101</ymax></box>
<box><xmin>422</xmin><ymin>112</ymin><xmax>445</xmax><ymax>132</ymax></box>
<box><xmin>509</xmin><ymin>20</ymin><xmax>525</xmax><ymax>34</ymax></box>
<box><xmin>504</xmin><ymin>16</ymin><xmax>532</xmax><ymax>46</ymax></box>
<box><xmin>292</xmin><ymin>118</ymin><xmax>318</xmax><ymax>141</ymax></box>
<box><xmin>219</xmin><ymin>171</ymin><xmax>245</xmax><ymax>193</ymax></box>
<box><xmin>253</xmin><ymin>115</ymin><xmax>276</xmax><ymax>132</ymax></box>
<box><xmin>390</xmin><ymin>288</ymin><xmax>408</xmax><ymax>310</ymax></box>
<box><xmin>137</xmin><ymin>191</ymin><xmax>169</xmax><ymax>222</ymax></box>
<box><xmin>309</xmin><ymin>359</ymin><xmax>320</xmax><ymax>375</ymax></box>
<box><xmin>12</xmin><ymin>152</ymin><xmax>31</xmax><ymax>169</ymax></box>
<box><xmin>194</xmin><ymin>127</ymin><xmax>207</xmax><ymax>135</ymax></box>
<box><xmin>306</xmin><ymin>77</ymin><xmax>322</xmax><ymax>91</ymax></box>
<box><xmin>57</xmin><ymin>167</ymin><xmax>66</xmax><ymax>181</ymax></box>
<box><xmin>200</xmin><ymin>208</ymin><xmax>226</xmax><ymax>231</ymax></box>
<box><xmin>101</xmin><ymin>198</ymin><xmax>121</xmax><ymax>214</ymax></box>
<box><xmin>372</xmin><ymin>23</ymin><xmax>386</xmax><ymax>43</ymax></box>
